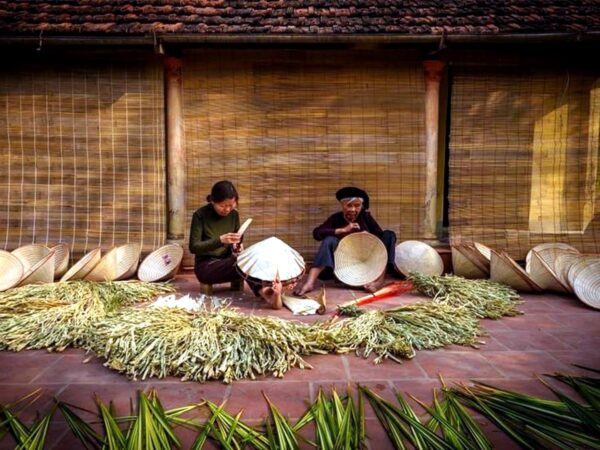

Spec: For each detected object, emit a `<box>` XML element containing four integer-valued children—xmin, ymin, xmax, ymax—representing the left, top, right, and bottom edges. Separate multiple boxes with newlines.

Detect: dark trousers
<box><xmin>194</xmin><ymin>255</ymin><xmax>262</xmax><ymax>295</ymax></box>
<box><xmin>312</xmin><ymin>230</ymin><xmax>397</xmax><ymax>271</ymax></box>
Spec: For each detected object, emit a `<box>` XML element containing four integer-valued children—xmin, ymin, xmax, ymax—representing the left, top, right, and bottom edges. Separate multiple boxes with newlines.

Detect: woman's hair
<box><xmin>207</xmin><ymin>180</ymin><xmax>239</xmax><ymax>203</ymax></box>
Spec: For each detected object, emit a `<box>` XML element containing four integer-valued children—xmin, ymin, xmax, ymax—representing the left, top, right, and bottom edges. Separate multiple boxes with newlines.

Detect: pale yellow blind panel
<box><xmin>0</xmin><ymin>58</ymin><xmax>166</xmax><ymax>259</ymax></box>
<box><xmin>449</xmin><ymin>67</ymin><xmax>600</xmax><ymax>259</ymax></box>
<box><xmin>183</xmin><ymin>49</ymin><xmax>427</xmax><ymax>262</ymax></box>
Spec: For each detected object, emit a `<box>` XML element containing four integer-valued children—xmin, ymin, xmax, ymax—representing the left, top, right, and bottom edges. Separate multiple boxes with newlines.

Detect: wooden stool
<box><xmin>200</xmin><ymin>279</ymin><xmax>244</xmax><ymax>295</ymax></box>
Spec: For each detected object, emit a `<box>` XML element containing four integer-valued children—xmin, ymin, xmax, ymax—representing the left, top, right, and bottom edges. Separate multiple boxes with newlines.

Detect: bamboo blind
<box><xmin>0</xmin><ymin>57</ymin><xmax>166</xmax><ymax>260</ymax></box>
<box><xmin>183</xmin><ymin>49</ymin><xmax>427</xmax><ymax>264</ymax></box>
<box><xmin>449</xmin><ymin>66</ymin><xmax>600</xmax><ymax>259</ymax></box>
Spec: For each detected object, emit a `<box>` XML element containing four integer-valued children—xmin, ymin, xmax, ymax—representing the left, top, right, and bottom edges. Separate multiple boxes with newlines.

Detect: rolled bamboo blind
<box><xmin>449</xmin><ymin>66</ymin><xmax>600</xmax><ymax>259</ymax></box>
<box><xmin>183</xmin><ymin>49</ymin><xmax>427</xmax><ymax>264</ymax></box>
<box><xmin>0</xmin><ymin>57</ymin><xmax>166</xmax><ymax>260</ymax></box>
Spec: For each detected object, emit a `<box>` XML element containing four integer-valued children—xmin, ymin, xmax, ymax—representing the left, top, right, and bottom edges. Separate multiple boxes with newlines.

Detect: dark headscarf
<box><xmin>335</xmin><ymin>186</ymin><xmax>370</xmax><ymax>210</ymax></box>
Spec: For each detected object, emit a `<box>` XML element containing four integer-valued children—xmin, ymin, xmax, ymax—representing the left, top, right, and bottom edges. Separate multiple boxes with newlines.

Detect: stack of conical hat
<box><xmin>334</xmin><ymin>232</ymin><xmax>387</xmax><ymax>286</ymax></box>
<box><xmin>394</xmin><ymin>240</ymin><xmax>444</xmax><ymax>277</ymax></box>
<box><xmin>60</xmin><ymin>247</ymin><xmax>102</xmax><ymax>282</ymax></box>
<box><xmin>237</xmin><ymin>237</ymin><xmax>305</xmax><ymax>283</ymax></box>
<box><xmin>0</xmin><ymin>250</ymin><xmax>24</xmax><ymax>291</ymax></box>
<box><xmin>451</xmin><ymin>244</ymin><xmax>489</xmax><ymax>279</ymax></box>
<box><xmin>490</xmin><ymin>249</ymin><xmax>541</xmax><ymax>292</ymax></box>
<box><xmin>526</xmin><ymin>250</ymin><xmax>570</xmax><ymax>294</ymax></box>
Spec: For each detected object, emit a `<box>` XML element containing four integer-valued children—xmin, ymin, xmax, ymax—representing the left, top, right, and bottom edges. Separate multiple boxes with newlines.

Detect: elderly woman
<box><xmin>294</xmin><ymin>186</ymin><xmax>396</xmax><ymax>295</ymax></box>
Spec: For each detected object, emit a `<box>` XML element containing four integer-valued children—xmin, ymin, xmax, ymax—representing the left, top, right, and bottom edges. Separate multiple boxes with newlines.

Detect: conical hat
<box><xmin>572</xmin><ymin>260</ymin><xmax>600</xmax><ymax>309</ymax></box>
<box><xmin>18</xmin><ymin>250</ymin><xmax>56</xmax><ymax>286</ymax></box>
<box><xmin>11</xmin><ymin>244</ymin><xmax>51</xmax><ymax>272</ymax></box>
<box><xmin>334</xmin><ymin>232</ymin><xmax>387</xmax><ymax>286</ymax></box>
<box><xmin>138</xmin><ymin>244</ymin><xmax>183</xmax><ymax>282</ymax></box>
<box><xmin>0</xmin><ymin>250</ymin><xmax>24</xmax><ymax>291</ymax></box>
<box><xmin>85</xmin><ymin>247</ymin><xmax>119</xmax><ymax>281</ymax></box>
<box><xmin>50</xmin><ymin>243</ymin><xmax>70</xmax><ymax>279</ymax></box>
<box><xmin>566</xmin><ymin>255</ymin><xmax>600</xmax><ymax>292</ymax></box>
<box><xmin>394</xmin><ymin>240</ymin><xmax>444</xmax><ymax>277</ymax></box>
<box><xmin>115</xmin><ymin>243</ymin><xmax>142</xmax><ymax>280</ymax></box>
<box><xmin>554</xmin><ymin>252</ymin><xmax>583</xmax><ymax>289</ymax></box>
<box><xmin>525</xmin><ymin>243</ymin><xmax>579</xmax><ymax>273</ymax></box>
<box><xmin>452</xmin><ymin>244</ymin><xmax>488</xmax><ymax>279</ymax></box>
<box><xmin>490</xmin><ymin>250</ymin><xmax>541</xmax><ymax>292</ymax></box>
<box><xmin>237</xmin><ymin>237</ymin><xmax>305</xmax><ymax>283</ymax></box>
<box><xmin>60</xmin><ymin>247</ymin><xmax>101</xmax><ymax>282</ymax></box>
<box><xmin>527</xmin><ymin>250</ymin><xmax>570</xmax><ymax>294</ymax></box>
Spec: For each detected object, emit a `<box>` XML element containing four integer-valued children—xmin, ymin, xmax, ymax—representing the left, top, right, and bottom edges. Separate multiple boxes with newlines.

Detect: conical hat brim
<box><xmin>473</xmin><ymin>242</ymin><xmax>492</xmax><ymax>261</ymax></box>
<box><xmin>114</xmin><ymin>243</ymin><xmax>141</xmax><ymax>280</ymax></box>
<box><xmin>12</xmin><ymin>244</ymin><xmax>51</xmax><ymax>272</ymax></box>
<box><xmin>527</xmin><ymin>250</ymin><xmax>571</xmax><ymax>294</ymax></box>
<box><xmin>452</xmin><ymin>244</ymin><xmax>488</xmax><ymax>278</ymax></box>
<box><xmin>18</xmin><ymin>251</ymin><xmax>55</xmax><ymax>286</ymax></box>
<box><xmin>490</xmin><ymin>250</ymin><xmax>540</xmax><ymax>292</ymax></box>
<box><xmin>395</xmin><ymin>240</ymin><xmax>443</xmax><ymax>277</ymax></box>
<box><xmin>572</xmin><ymin>261</ymin><xmax>600</xmax><ymax>309</ymax></box>
<box><xmin>0</xmin><ymin>250</ymin><xmax>24</xmax><ymax>291</ymax></box>
<box><xmin>566</xmin><ymin>255</ymin><xmax>600</xmax><ymax>292</ymax></box>
<box><xmin>526</xmin><ymin>244</ymin><xmax>579</xmax><ymax>274</ymax></box>
<box><xmin>237</xmin><ymin>237</ymin><xmax>305</xmax><ymax>282</ymax></box>
<box><xmin>60</xmin><ymin>248</ymin><xmax>101</xmax><ymax>282</ymax></box>
<box><xmin>51</xmin><ymin>243</ymin><xmax>70</xmax><ymax>278</ymax></box>
<box><xmin>554</xmin><ymin>252</ymin><xmax>583</xmax><ymax>288</ymax></box>
<box><xmin>138</xmin><ymin>244</ymin><xmax>183</xmax><ymax>282</ymax></box>
<box><xmin>85</xmin><ymin>247</ymin><xmax>119</xmax><ymax>281</ymax></box>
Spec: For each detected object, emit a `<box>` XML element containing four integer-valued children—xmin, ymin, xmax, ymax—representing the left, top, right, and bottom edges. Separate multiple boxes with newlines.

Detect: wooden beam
<box><xmin>423</xmin><ymin>60</ymin><xmax>446</xmax><ymax>239</ymax></box>
<box><xmin>164</xmin><ymin>56</ymin><xmax>186</xmax><ymax>242</ymax></box>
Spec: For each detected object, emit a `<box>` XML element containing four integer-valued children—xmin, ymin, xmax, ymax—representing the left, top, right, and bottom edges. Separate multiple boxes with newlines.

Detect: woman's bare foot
<box><xmin>364</xmin><ymin>273</ymin><xmax>385</xmax><ymax>293</ymax></box>
<box><xmin>293</xmin><ymin>281</ymin><xmax>315</xmax><ymax>297</ymax></box>
<box><xmin>260</xmin><ymin>279</ymin><xmax>283</xmax><ymax>309</ymax></box>
<box><xmin>293</xmin><ymin>267</ymin><xmax>323</xmax><ymax>296</ymax></box>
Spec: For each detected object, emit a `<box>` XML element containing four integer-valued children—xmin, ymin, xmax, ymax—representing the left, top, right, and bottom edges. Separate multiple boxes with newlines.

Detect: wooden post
<box><xmin>423</xmin><ymin>60</ymin><xmax>446</xmax><ymax>240</ymax></box>
<box><xmin>164</xmin><ymin>56</ymin><xmax>186</xmax><ymax>243</ymax></box>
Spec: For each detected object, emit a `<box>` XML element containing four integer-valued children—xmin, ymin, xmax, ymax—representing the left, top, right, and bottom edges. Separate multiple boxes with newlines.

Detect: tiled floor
<box><xmin>1</xmin><ymin>271</ymin><xmax>598</xmax><ymax>449</ymax></box>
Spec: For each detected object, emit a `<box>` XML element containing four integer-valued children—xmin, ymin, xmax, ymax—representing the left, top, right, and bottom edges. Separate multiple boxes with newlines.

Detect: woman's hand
<box><xmin>220</xmin><ymin>232</ymin><xmax>241</xmax><ymax>245</ymax></box>
<box><xmin>336</xmin><ymin>222</ymin><xmax>360</xmax><ymax>235</ymax></box>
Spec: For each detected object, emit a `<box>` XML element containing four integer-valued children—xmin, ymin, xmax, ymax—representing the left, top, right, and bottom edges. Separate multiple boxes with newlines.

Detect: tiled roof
<box><xmin>0</xmin><ymin>1</ymin><xmax>599</xmax><ymax>36</ymax></box>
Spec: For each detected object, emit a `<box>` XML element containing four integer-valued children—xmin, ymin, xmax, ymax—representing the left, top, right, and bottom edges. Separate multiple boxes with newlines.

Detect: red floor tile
<box><xmin>491</xmin><ymin>330</ymin><xmax>573</xmax><ymax>351</ymax></box>
<box><xmin>226</xmin><ymin>381</ymin><xmax>311</xmax><ymax>421</ymax></box>
<box><xmin>364</xmin><ymin>418</ymin><xmax>397</xmax><ymax>450</ymax></box>
<box><xmin>0</xmin><ymin>350</ymin><xmax>65</xmax><ymax>383</ymax></box>
<box><xmin>483</xmin><ymin>351</ymin><xmax>572</xmax><ymax>378</ymax></box>
<box><xmin>284</xmin><ymin>353</ymin><xmax>348</xmax><ymax>381</ymax></box>
<box><xmin>416</xmin><ymin>351</ymin><xmax>504</xmax><ymax>379</ymax></box>
<box><xmin>34</xmin><ymin>354</ymin><xmax>130</xmax><ymax>383</ymax></box>
<box><xmin>345</xmin><ymin>352</ymin><xmax>426</xmax><ymax>381</ymax></box>
<box><xmin>500</xmin><ymin>314</ymin><xmax>564</xmax><ymax>331</ymax></box>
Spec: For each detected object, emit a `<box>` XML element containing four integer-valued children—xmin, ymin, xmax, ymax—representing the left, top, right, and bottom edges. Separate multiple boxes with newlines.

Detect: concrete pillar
<box><xmin>164</xmin><ymin>56</ymin><xmax>186</xmax><ymax>242</ymax></box>
<box><xmin>423</xmin><ymin>60</ymin><xmax>446</xmax><ymax>239</ymax></box>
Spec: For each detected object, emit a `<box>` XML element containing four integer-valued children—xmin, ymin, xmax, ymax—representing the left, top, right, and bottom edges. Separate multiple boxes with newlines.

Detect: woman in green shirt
<box><xmin>189</xmin><ymin>180</ymin><xmax>283</xmax><ymax>308</ymax></box>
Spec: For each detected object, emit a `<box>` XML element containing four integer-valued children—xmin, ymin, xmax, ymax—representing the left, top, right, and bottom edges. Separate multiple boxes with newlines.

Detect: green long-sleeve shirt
<box><xmin>189</xmin><ymin>204</ymin><xmax>240</xmax><ymax>258</ymax></box>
